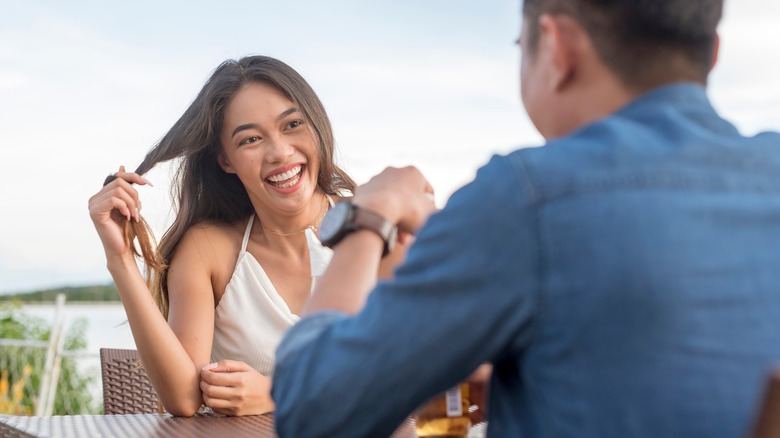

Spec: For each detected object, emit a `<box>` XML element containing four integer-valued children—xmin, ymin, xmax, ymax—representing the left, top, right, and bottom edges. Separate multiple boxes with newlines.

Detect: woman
<box><xmin>88</xmin><ymin>56</ymin><xmax>375</xmax><ymax>416</ymax></box>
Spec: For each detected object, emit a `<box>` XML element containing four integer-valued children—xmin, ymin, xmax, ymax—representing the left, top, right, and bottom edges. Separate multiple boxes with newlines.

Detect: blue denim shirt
<box><xmin>272</xmin><ymin>84</ymin><xmax>780</xmax><ymax>437</ymax></box>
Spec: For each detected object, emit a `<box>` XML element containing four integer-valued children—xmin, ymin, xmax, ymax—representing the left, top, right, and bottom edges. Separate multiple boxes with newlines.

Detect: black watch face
<box><xmin>318</xmin><ymin>201</ymin><xmax>352</xmax><ymax>244</ymax></box>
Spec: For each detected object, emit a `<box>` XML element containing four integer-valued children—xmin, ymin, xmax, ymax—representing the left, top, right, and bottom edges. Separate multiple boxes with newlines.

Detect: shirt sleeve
<box><xmin>272</xmin><ymin>154</ymin><xmax>540</xmax><ymax>437</ymax></box>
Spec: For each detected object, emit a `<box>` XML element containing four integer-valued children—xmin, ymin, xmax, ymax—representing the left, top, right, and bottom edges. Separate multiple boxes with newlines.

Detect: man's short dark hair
<box><xmin>522</xmin><ymin>0</ymin><xmax>723</xmax><ymax>89</ymax></box>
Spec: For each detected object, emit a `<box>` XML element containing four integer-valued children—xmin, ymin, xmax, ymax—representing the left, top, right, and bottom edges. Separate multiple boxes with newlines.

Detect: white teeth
<box><xmin>267</xmin><ymin>165</ymin><xmax>302</xmax><ymax>182</ymax></box>
<box><xmin>275</xmin><ymin>173</ymin><xmax>301</xmax><ymax>188</ymax></box>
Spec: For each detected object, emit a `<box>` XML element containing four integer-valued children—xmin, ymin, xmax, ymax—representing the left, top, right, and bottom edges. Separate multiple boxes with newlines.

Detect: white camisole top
<box><xmin>210</xmin><ymin>197</ymin><xmax>335</xmax><ymax>376</ymax></box>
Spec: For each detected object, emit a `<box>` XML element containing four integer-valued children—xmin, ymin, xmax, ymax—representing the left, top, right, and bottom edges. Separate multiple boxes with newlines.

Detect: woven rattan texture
<box><xmin>100</xmin><ymin>349</ymin><xmax>160</xmax><ymax>415</ymax></box>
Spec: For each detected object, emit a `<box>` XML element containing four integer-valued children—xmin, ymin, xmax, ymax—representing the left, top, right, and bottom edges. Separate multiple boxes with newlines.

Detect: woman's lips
<box><xmin>266</xmin><ymin>164</ymin><xmax>303</xmax><ymax>188</ymax></box>
<box><xmin>265</xmin><ymin>164</ymin><xmax>305</xmax><ymax>193</ymax></box>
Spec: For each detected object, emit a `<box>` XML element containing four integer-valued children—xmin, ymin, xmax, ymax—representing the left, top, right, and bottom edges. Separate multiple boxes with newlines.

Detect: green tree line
<box><xmin>0</xmin><ymin>285</ymin><xmax>120</xmax><ymax>303</ymax></box>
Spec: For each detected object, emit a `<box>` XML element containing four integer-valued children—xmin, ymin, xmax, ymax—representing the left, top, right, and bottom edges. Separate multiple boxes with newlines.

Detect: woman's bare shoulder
<box><xmin>174</xmin><ymin>218</ymin><xmax>248</xmax><ymax>260</ymax></box>
<box><xmin>181</xmin><ymin>219</ymin><xmax>250</xmax><ymax>299</ymax></box>
<box><xmin>188</xmin><ymin>219</ymin><xmax>245</xmax><ymax>239</ymax></box>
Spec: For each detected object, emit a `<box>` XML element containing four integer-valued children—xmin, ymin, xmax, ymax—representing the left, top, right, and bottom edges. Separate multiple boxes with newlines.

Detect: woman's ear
<box><xmin>217</xmin><ymin>152</ymin><xmax>236</xmax><ymax>174</ymax></box>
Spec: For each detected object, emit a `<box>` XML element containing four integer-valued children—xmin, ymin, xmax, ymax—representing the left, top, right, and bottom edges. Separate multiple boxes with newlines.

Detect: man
<box><xmin>272</xmin><ymin>0</ymin><xmax>780</xmax><ymax>436</ymax></box>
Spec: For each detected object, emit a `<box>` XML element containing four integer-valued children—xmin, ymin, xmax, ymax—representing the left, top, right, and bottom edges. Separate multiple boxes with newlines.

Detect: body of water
<box><xmin>22</xmin><ymin>303</ymin><xmax>136</xmax><ymax>354</ymax></box>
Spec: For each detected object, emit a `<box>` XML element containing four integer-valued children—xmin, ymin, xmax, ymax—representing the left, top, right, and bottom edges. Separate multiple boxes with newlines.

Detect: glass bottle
<box><xmin>414</xmin><ymin>382</ymin><xmax>471</xmax><ymax>437</ymax></box>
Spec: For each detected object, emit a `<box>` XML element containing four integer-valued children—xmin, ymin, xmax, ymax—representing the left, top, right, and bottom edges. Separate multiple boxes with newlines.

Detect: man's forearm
<box><xmin>303</xmin><ymin>229</ymin><xmax>384</xmax><ymax>316</ymax></box>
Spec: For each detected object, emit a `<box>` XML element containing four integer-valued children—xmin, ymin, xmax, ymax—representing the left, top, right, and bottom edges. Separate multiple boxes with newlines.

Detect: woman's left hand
<box><xmin>199</xmin><ymin>360</ymin><xmax>274</xmax><ymax>416</ymax></box>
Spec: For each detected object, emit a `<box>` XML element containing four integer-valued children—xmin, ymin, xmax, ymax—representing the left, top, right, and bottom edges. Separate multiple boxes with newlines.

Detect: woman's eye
<box><xmin>287</xmin><ymin>119</ymin><xmax>303</xmax><ymax>129</ymax></box>
<box><xmin>239</xmin><ymin>136</ymin><xmax>261</xmax><ymax>146</ymax></box>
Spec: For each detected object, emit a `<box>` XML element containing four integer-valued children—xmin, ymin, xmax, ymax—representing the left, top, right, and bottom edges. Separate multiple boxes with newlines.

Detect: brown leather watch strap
<box><xmin>353</xmin><ymin>207</ymin><xmax>397</xmax><ymax>256</ymax></box>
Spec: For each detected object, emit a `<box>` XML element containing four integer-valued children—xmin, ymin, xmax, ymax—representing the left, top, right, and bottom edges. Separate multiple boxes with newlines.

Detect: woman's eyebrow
<box><xmin>276</xmin><ymin>107</ymin><xmax>299</xmax><ymax>121</ymax></box>
<box><xmin>231</xmin><ymin>107</ymin><xmax>299</xmax><ymax>138</ymax></box>
<box><xmin>232</xmin><ymin>123</ymin><xmax>260</xmax><ymax>138</ymax></box>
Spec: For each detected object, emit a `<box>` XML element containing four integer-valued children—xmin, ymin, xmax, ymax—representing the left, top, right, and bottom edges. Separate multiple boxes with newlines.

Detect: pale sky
<box><xmin>1</xmin><ymin>0</ymin><xmax>778</xmax><ymax>293</ymax></box>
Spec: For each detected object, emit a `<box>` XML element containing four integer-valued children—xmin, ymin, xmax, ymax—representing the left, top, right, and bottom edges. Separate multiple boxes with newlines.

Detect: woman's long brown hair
<box><xmin>106</xmin><ymin>56</ymin><xmax>355</xmax><ymax>319</ymax></box>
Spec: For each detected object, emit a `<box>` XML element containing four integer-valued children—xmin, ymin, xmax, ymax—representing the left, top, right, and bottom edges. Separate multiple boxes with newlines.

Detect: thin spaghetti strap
<box><xmin>240</xmin><ymin>213</ymin><xmax>255</xmax><ymax>252</ymax></box>
<box><xmin>325</xmin><ymin>194</ymin><xmax>335</xmax><ymax>208</ymax></box>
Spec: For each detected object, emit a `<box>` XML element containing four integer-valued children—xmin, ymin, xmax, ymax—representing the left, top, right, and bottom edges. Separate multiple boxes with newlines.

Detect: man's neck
<box><xmin>545</xmin><ymin>74</ymin><xmax>637</xmax><ymax>140</ymax></box>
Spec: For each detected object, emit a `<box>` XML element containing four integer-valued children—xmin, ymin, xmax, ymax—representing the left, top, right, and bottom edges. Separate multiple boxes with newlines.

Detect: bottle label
<box><xmin>445</xmin><ymin>385</ymin><xmax>462</xmax><ymax>417</ymax></box>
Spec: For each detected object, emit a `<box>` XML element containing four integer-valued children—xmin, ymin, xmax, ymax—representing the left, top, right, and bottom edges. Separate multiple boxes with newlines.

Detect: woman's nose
<box><xmin>264</xmin><ymin>137</ymin><xmax>294</xmax><ymax>163</ymax></box>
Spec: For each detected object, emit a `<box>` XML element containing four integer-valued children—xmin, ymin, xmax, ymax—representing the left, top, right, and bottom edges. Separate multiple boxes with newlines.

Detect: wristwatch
<box><xmin>318</xmin><ymin>202</ymin><xmax>397</xmax><ymax>257</ymax></box>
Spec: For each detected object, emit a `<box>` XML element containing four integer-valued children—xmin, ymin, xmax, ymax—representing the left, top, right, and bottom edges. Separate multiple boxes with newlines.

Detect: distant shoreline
<box><xmin>19</xmin><ymin>301</ymin><xmax>122</xmax><ymax>305</ymax></box>
<box><xmin>0</xmin><ymin>284</ymin><xmax>120</xmax><ymax>303</ymax></box>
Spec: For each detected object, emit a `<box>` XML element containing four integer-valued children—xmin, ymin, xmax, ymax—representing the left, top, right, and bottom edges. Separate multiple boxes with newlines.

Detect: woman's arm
<box><xmin>106</xmin><ymin>249</ymin><xmax>213</xmax><ymax>416</ymax></box>
<box><xmin>141</xmin><ymin>227</ymin><xmax>217</xmax><ymax>416</ymax></box>
<box><xmin>89</xmin><ymin>169</ymin><xmax>214</xmax><ymax>416</ymax></box>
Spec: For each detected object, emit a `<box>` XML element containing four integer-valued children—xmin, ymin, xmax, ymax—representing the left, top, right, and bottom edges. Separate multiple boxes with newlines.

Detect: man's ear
<box><xmin>217</xmin><ymin>152</ymin><xmax>236</xmax><ymax>174</ymax></box>
<box><xmin>539</xmin><ymin>14</ymin><xmax>581</xmax><ymax>92</ymax></box>
<box><xmin>710</xmin><ymin>32</ymin><xmax>720</xmax><ymax>72</ymax></box>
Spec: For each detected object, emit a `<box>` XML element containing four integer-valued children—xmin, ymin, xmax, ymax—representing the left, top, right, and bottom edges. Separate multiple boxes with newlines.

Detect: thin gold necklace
<box><xmin>261</xmin><ymin>195</ymin><xmax>329</xmax><ymax>237</ymax></box>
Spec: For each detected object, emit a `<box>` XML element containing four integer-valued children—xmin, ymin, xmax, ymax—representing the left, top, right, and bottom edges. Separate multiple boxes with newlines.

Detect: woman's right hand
<box><xmin>88</xmin><ymin>166</ymin><xmax>151</xmax><ymax>258</ymax></box>
<box><xmin>199</xmin><ymin>360</ymin><xmax>275</xmax><ymax>416</ymax></box>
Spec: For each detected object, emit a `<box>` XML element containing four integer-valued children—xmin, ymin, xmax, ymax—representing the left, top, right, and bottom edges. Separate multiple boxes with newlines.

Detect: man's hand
<box><xmin>352</xmin><ymin>166</ymin><xmax>436</xmax><ymax>234</ymax></box>
<box><xmin>303</xmin><ymin>166</ymin><xmax>436</xmax><ymax>315</ymax></box>
<box><xmin>200</xmin><ymin>360</ymin><xmax>274</xmax><ymax>416</ymax></box>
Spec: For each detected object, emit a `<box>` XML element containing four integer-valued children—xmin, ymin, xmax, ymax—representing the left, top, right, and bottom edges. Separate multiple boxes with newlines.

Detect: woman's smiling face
<box><xmin>218</xmin><ymin>81</ymin><xmax>321</xmax><ymax>216</ymax></box>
